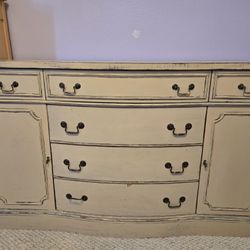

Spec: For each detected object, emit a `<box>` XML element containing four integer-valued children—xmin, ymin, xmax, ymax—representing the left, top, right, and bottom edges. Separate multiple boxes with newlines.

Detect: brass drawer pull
<box><xmin>60</xmin><ymin>121</ymin><xmax>85</xmax><ymax>135</ymax></box>
<box><xmin>165</xmin><ymin>161</ymin><xmax>189</xmax><ymax>174</ymax></box>
<box><xmin>167</xmin><ymin>123</ymin><xmax>192</xmax><ymax>136</ymax></box>
<box><xmin>63</xmin><ymin>159</ymin><xmax>86</xmax><ymax>172</ymax></box>
<box><xmin>163</xmin><ymin>196</ymin><xmax>186</xmax><ymax>208</ymax></box>
<box><xmin>66</xmin><ymin>193</ymin><xmax>88</xmax><ymax>201</ymax></box>
<box><xmin>238</xmin><ymin>83</ymin><xmax>250</xmax><ymax>97</ymax></box>
<box><xmin>0</xmin><ymin>81</ymin><xmax>19</xmax><ymax>94</ymax></box>
<box><xmin>59</xmin><ymin>82</ymin><xmax>81</xmax><ymax>96</ymax></box>
<box><xmin>172</xmin><ymin>83</ymin><xmax>195</xmax><ymax>97</ymax></box>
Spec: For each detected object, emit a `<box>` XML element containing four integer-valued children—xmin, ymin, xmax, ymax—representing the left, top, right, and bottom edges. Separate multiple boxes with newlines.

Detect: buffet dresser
<box><xmin>1</xmin><ymin>61</ymin><xmax>250</xmax><ymax>237</ymax></box>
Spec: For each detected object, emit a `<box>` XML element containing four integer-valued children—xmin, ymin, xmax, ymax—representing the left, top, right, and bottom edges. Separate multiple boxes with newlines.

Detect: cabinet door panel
<box><xmin>0</xmin><ymin>104</ymin><xmax>54</xmax><ymax>209</ymax></box>
<box><xmin>198</xmin><ymin>108</ymin><xmax>250</xmax><ymax>215</ymax></box>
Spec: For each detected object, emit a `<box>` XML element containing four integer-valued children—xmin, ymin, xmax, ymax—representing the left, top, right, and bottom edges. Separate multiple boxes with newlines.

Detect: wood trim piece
<box><xmin>0</xmin><ymin>61</ymin><xmax>250</xmax><ymax>70</ymax></box>
<box><xmin>1</xmin><ymin>213</ymin><xmax>250</xmax><ymax>238</ymax></box>
<box><xmin>0</xmin><ymin>0</ymin><xmax>12</xmax><ymax>60</ymax></box>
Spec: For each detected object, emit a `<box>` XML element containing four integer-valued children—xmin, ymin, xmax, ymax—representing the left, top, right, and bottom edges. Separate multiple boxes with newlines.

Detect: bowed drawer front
<box><xmin>52</xmin><ymin>144</ymin><xmax>202</xmax><ymax>182</ymax></box>
<box><xmin>55</xmin><ymin>179</ymin><xmax>198</xmax><ymax>217</ymax></box>
<box><xmin>45</xmin><ymin>71</ymin><xmax>210</xmax><ymax>102</ymax></box>
<box><xmin>48</xmin><ymin>106</ymin><xmax>206</xmax><ymax>145</ymax></box>
<box><xmin>0</xmin><ymin>70</ymin><xmax>44</xmax><ymax>98</ymax></box>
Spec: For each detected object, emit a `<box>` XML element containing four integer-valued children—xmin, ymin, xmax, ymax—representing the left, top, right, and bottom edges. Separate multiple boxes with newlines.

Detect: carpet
<box><xmin>0</xmin><ymin>229</ymin><xmax>250</xmax><ymax>250</ymax></box>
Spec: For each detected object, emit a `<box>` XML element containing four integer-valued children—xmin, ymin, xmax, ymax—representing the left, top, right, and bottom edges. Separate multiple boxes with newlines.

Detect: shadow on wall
<box><xmin>7</xmin><ymin>0</ymin><xmax>55</xmax><ymax>60</ymax></box>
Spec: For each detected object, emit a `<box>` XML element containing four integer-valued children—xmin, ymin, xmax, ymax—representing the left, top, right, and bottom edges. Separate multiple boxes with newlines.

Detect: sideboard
<box><xmin>1</xmin><ymin>61</ymin><xmax>250</xmax><ymax>237</ymax></box>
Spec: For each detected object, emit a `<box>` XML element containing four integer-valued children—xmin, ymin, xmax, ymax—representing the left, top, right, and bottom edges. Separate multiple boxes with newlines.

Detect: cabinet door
<box><xmin>0</xmin><ymin>104</ymin><xmax>54</xmax><ymax>209</ymax></box>
<box><xmin>198</xmin><ymin>107</ymin><xmax>250</xmax><ymax>215</ymax></box>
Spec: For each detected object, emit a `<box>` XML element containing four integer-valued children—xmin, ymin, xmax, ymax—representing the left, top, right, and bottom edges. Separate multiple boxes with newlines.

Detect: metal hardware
<box><xmin>165</xmin><ymin>161</ymin><xmax>189</xmax><ymax>174</ymax></box>
<box><xmin>203</xmin><ymin>160</ymin><xmax>208</xmax><ymax>168</ymax></box>
<box><xmin>66</xmin><ymin>193</ymin><xmax>88</xmax><ymax>201</ymax></box>
<box><xmin>59</xmin><ymin>82</ymin><xmax>81</xmax><ymax>95</ymax></box>
<box><xmin>46</xmin><ymin>156</ymin><xmax>50</xmax><ymax>164</ymax></box>
<box><xmin>63</xmin><ymin>159</ymin><xmax>86</xmax><ymax>172</ymax></box>
<box><xmin>238</xmin><ymin>83</ymin><xmax>250</xmax><ymax>97</ymax></box>
<box><xmin>0</xmin><ymin>81</ymin><xmax>19</xmax><ymax>94</ymax></box>
<box><xmin>172</xmin><ymin>83</ymin><xmax>195</xmax><ymax>97</ymax></box>
<box><xmin>163</xmin><ymin>196</ymin><xmax>186</xmax><ymax>208</ymax></box>
<box><xmin>167</xmin><ymin>123</ymin><xmax>192</xmax><ymax>136</ymax></box>
<box><xmin>60</xmin><ymin>121</ymin><xmax>85</xmax><ymax>135</ymax></box>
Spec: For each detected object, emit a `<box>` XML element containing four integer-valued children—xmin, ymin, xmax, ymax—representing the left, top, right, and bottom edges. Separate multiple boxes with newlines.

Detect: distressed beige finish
<box><xmin>0</xmin><ymin>70</ymin><xmax>44</xmax><ymax>99</ymax></box>
<box><xmin>48</xmin><ymin>106</ymin><xmax>206</xmax><ymax>145</ymax></box>
<box><xmin>0</xmin><ymin>103</ymin><xmax>54</xmax><ymax>209</ymax></box>
<box><xmin>55</xmin><ymin>179</ymin><xmax>198</xmax><ymax>216</ymax></box>
<box><xmin>198</xmin><ymin>107</ymin><xmax>250</xmax><ymax>216</ymax></box>
<box><xmin>45</xmin><ymin>71</ymin><xmax>210</xmax><ymax>102</ymax></box>
<box><xmin>1</xmin><ymin>61</ymin><xmax>250</xmax><ymax>237</ymax></box>
<box><xmin>211</xmin><ymin>71</ymin><xmax>250</xmax><ymax>102</ymax></box>
<box><xmin>52</xmin><ymin>144</ymin><xmax>202</xmax><ymax>182</ymax></box>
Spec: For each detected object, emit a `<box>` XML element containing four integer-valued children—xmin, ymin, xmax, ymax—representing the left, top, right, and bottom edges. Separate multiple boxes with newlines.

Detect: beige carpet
<box><xmin>0</xmin><ymin>229</ymin><xmax>250</xmax><ymax>250</ymax></box>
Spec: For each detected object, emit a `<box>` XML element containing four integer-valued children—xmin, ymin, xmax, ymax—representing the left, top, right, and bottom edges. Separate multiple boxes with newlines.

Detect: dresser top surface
<box><xmin>1</xmin><ymin>61</ymin><xmax>250</xmax><ymax>70</ymax></box>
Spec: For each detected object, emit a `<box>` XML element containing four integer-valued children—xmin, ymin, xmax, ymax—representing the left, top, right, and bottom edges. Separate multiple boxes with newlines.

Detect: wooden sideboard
<box><xmin>1</xmin><ymin>61</ymin><xmax>250</xmax><ymax>237</ymax></box>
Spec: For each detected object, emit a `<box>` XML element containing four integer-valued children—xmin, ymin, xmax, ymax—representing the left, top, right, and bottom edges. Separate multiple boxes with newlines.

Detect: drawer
<box><xmin>211</xmin><ymin>71</ymin><xmax>250</xmax><ymax>101</ymax></box>
<box><xmin>0</xmin><ymin>70</ymin><xmax>44</xmax><ymax>98</ymax></box>
<box><xmin>48</xmin><ymin>106</ymin><xmax>206</xmax><ymax>145</ymax></box>
<box><xmin>45</xmin><ymin>71</ymin><xmax>210</xmax><ymax>102</ymax></box>
<box><xmin>55</xmin><ymin>179</ymin><xmax>198</xmax><ymax>216</ymax></box>
<box><xmin>52</xmin><ymin>144</ymin><xmax>202</xmax><ymax>182</ymax></box>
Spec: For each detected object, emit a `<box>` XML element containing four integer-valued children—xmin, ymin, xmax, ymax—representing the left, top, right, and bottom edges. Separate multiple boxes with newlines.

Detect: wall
<box><xmin>6</xmin><ymin>0</ymin><xmax>250</xmax><ymax>61</ymax></box>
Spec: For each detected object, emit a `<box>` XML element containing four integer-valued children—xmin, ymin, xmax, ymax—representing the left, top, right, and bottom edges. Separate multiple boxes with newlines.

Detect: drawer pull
<box><xmin>238</xmin><ymin>83</ymin><xmax>250</xmax><ymax>96</ymax></box>
<box><xmin>172</xmin><ymin>83</ymin><xmax>195</xmax><ymax>97</ymax></box>
<box><xmin>66</xmin><ymin>193</ymin><xmax>88</xmax><ymax>201</ymax></box>
<box><xmin>167</xmin><ymin>123</ymin><xmax>192</xmax><ymax>136</ymax></box>
<box><xmin>163</xmin><ymin>196</ymin><xmax>186</xmax><ymax>208</ymax></box>
<box><xmin>0</xmin><ymin>81</ymin><xmax>19</xmax><ymax>94</ymax></box>
<box><xmin>59</xmin><ymin>82</ymin><xmax>81</xmax><ymax>96</ymax></box>
<box><xmin>165</xmin><ymin>161</ymin><xmax>189</xmax><ymax>174</ymax></box>
<box><xmin>63</xmin><ymin>159</ymin><xmax>86</xmax><ymax>172</ymax></box>
<box><xmin>60</xmin><ymin>121</ymin><xmax>85</xmax><ymax>135</ymax></box>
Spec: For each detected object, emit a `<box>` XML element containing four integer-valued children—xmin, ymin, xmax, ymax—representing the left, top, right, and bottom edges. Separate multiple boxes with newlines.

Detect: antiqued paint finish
<box><xmin>0</xmin><ymin>61</ymin><xmax>250</xmax><ymax>237</ymax></box>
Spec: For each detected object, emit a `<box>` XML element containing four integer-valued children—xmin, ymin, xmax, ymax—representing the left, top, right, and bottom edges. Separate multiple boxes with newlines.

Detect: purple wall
<box><xmin>6</xmin><ymin>0</ymin><xmax>250</xmax><ymax>61</ymax></box>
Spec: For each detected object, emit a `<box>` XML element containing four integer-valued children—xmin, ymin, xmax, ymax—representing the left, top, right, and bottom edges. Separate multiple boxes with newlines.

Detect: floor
<box><xmin>0</xmin><ymin>229</ymin><xmax>250</xmax><ymax>250</ymax></box>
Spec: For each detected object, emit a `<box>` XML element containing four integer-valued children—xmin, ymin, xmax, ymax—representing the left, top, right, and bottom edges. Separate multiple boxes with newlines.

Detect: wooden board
<box><xmin>0</xmin><ymin>0</ymin><xmax>12</xmax><ymax>60</ymax></box>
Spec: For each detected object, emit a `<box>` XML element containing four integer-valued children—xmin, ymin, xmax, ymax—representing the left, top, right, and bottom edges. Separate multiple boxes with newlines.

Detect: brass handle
<box><xmin>165</xmin><ymin>161</ymin><xmax>189</xmax><ymax>174</ymax></box>
<box><xmin>60</xmin><ymin>121</ymin><xmax>85</xmax><ymax>135</ymax></box>
<box><xmin>167</xmin><ymin>123</ymin><xmax>192</xmax><ymax>136</ymax></box>
<box><xmin>66</xmin><ymin>193</ymin><xmax>88</xmax><ymax>201</ymax></box>
<box><xmin>59</xmin><ymin>82</ymin><xmax>81</xmax><ymax>96</ymax></box>
<box><xmin>163</xmin><ymin>196</ymin><xmax>186</xmax><ymax>208</ymax></box>
<box><xmin>238</xmin><ymin>83</ymin><xmax>250</xmax><ymax>97</ymax></box>
<box><xmin>63</xmin><ymin>159</ymin><xmax>86</xmax><ymax>172</ymax></box>
<box><xmin>0</xmin><ymin>81</ymin><xmax>19</xmax><ymax>94</ymax></box>
<box><xmin>172</xmin><ymin>83</ymin><xmax>195</xmax><ymax>97</ymax></box>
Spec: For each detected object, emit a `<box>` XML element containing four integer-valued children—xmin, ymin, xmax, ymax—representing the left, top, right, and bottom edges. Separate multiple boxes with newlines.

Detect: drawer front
<box><xmin>211</xmin><ymin>71</ymin><xmax>250</xmax><ymax>101</ymax></box>
<box><xmin>48</xmin><ymin>106</ymin><xmax>206</xmax><ymax>145</ymax></box>
<box><xmin>45</xmin><ymin>71</ymin><xmax>210</xmax><ymax>102</ymax></box>
<box><xmin>0</xmin><ymin>70</ymin><xmax>43</xmax><ymax>98</ymax></box>
<box><xmin>52</xmin><ymin>144</ymin><xmax>202</xmax><ymax>182</ymax></box>
<box><xmin>55</xmin><ymin>179</ymin><xmax>198</xmax><ymax>216</ymax></box>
